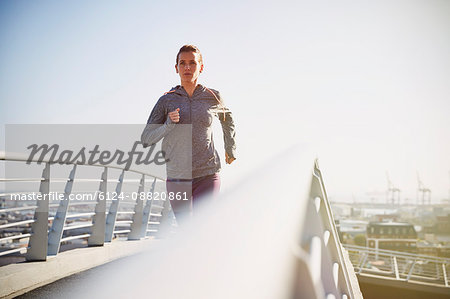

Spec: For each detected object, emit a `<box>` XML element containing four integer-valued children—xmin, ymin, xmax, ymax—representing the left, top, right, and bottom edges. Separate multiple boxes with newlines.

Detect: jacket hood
<box><xmin>169</xmin><ymin>84</ymin><xmax>206</xmax><ymax>97</ymax></box>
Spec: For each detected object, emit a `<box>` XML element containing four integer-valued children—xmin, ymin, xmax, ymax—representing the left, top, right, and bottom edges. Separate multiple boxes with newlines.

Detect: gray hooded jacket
<box><xmin>141</xmin><ymin>84</ymin><xmax>236</xmax><ymax>179</ymax></box>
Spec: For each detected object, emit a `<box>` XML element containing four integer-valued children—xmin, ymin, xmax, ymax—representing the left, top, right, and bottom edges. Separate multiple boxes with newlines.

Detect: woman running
<box><xmin>141</xmin><ymin>44</ymin><xmax>236</xmax><ymax>219</ymax></box>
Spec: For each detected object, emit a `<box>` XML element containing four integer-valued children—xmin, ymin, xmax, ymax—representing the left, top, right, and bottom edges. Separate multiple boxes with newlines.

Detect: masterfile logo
<box><xmin>25</xmin><ymin>141</ymin><xmax>168</xmax><ymax>170</ymax></box>
<box><xmin>4</xmin><ymin>124</ymin><xmax>192</xmax><ymax>188</ymax></box>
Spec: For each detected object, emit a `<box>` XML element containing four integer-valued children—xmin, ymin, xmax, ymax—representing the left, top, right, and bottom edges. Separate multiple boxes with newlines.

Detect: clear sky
<box><xmin>1</xmin><ymin>0</ymin><xmax>449</xmax><ymax>203</ymax></box>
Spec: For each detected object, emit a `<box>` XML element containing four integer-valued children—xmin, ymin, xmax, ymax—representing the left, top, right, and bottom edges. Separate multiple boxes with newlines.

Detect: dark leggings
<box><xmin>166</xmin><ymin>173</ymin><xmax>221</xmax><ymax>220</ymax></box>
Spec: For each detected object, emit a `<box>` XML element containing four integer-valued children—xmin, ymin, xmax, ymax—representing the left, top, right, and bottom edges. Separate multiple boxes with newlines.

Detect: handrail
<box><xmin>0</xmin><ymin>150</ymin><xmax>170</xmax><ymax>261</ymax></box>
<box><xmin>60</xmin><ymin>234</ymin><xmax>91</xmax><ymax>243</ymax></box>
<box><xmin>0</xmin><ymin>220</ymin><xmax>35</xmax><ymax>229</ymax></box>
<box><xmin>345</xmin><ymin>244</ymin><xmax>450</xmax><ymax>288</ymax></box>
<box><xmin>0</xmin><ymin>206</ymin><xmax>38</xmax><ymax>213</ymax></box>
<box><xmin>1</xmin><ymin>148</ymin><xmax>365</xmax><ymax>298</ymax></box>
<box><xmin>0</xmin><ymin>151</ymin><xmax>165</xmax><ymax>181</ymax></box>
<box><xmin>0</xmin><ymin>247</ymin><xmax>27</xmax><ymax>257</ymax></box>
<box><xmin>82</xmin><ymin>147</ymin><xmax>363</xmax><ymax>299</ymax></box>
<box><xmin>0</xmin><ymin>178</ymin><xmax>44</xmax><ymax>182</ymax></box>
<box><xmin>65</xmin><ymin>212</ymin><xmax>96</xmax><ymax>219</ymax></box>
<box><xmin>0</xmin><ymin>233</ymin><xmax>32</xmax><ymax>243</ymax></box>
<box><xmin>344</xmin><ymin>244</ymin><xmax>450</xmax><ymax>264</ymax></box>
<box><xmin>63</xmin><ymin>223</ymin><xmax>93</xmax><ymax>231</ymax></box>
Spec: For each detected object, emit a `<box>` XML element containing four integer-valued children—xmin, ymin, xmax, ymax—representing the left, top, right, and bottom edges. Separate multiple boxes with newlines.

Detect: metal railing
<box><xmin>344</xmin><ymin>244</ymin><xmax>450</xmax><ymax>288</ymax></box>
<box><xmin>0</xmin><ymin>151</ymin><xmax>170</xmax><ymax>261</ymax></box>
<box><xmin>289</xmin><ymin>160</ymin><xmax>361</xmax><ymax>298</ymax></box>
<box><xmin>81</xmin><ymin>149</ymin><xmax>363</xmax><ymax>299</ymax></box>
<box><xmin>1</xmin><ymin>149</ymin><xmax>363</xmax><ymax>298</ymax></box>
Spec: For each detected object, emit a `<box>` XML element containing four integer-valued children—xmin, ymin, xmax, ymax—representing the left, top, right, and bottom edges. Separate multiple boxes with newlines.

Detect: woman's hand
<box><xmin>225</xmin><ymin>152</ymin><xmax>235</xmax><ymax>164</ymax></box>
<box><xmin>168</xmin><ymin>108</ymin><xmax>180</xmax><ymax>123</ymax></box>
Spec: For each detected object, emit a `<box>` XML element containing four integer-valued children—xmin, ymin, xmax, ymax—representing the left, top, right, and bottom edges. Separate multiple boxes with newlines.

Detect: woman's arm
<box><xmin>219</xmin><ymin>109</ymin><xmax>237</xmax><ymax>163</ymax></box>
<box><xmin>212</xmin><ymin>91</ymin><xmax>237</xmax><ymax>163</ymax></box>
<box><xmin>141</xmin><ymin>97</ymin><xmax>176</xmax><ymax>148</ymax></box>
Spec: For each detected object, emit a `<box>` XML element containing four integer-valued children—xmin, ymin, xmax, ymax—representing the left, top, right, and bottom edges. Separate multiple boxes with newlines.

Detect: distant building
<box><xmin>372</xmin><ymin>214</ymin><xmax>399</xmax><ymax>222</ymax></box>
<box><xmin>338</xmin><ymin>219</ymin><xmax>368</xmax><ymax>236</ymax></box>
<box><xmin>435</xmin><ymin>214</ymin><xmax>450</xmax><ymax>234</ymax></box>
<box><xmin>417</xmin><ymin>241</ymin><xmax>438</xmax><ymax>256</ymax></box>
<box><xmin>417</xmin><ymin>241</ymin><xmax>450</xmax><ymax>258</ymax></box>
<box><xmin>437</xmin><ymin>244</ymin><xmax>450</xmax><ymax>258</ymax></box>
<box><xmin>420</xmin><ymin>214</ymin><xmax>450</xmax><ymax>258</ymax></box>
<box><xmin>366</xmin><ymin>222</ymin><xmax>417</xmax><ymax>253</ymax></box>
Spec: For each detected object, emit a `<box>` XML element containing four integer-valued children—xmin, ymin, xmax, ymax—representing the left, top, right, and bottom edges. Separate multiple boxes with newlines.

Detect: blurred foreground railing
<box><xmin>0</xmin><ymin>151</ymin><xmax>171</xmax><ymax>261</ymax></box>
<box><xmin>344</xmin><ymin>244</ymin><xmax>450</xmax><ymax>288</ymax></box>
<box><xmin>291</xmin><ymin>160</ymin><xmax>361</xmax><ymax>298</ymax></box>
<box><xmin>1</xmin><ymin>149</ymin><xmax>363</xmax><ymax>299</ymax></box>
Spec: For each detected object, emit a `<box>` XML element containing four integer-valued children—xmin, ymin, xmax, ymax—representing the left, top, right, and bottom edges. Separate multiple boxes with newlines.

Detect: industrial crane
<box><xmin>417</xmin><ymin>172</ymin><xmax>431</xmax><ymax>205</ymax></box>
<box><xmin>386</xmin><ymin>171</ymin><xmax>401</xmax><ymax>205</ymax></box>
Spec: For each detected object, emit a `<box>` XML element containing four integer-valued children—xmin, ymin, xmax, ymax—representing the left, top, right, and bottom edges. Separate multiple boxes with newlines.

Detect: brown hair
<box><xmin>176</xmin><ymin>45</ymin><xmax>203</xmax><ymax>65</ymax></box>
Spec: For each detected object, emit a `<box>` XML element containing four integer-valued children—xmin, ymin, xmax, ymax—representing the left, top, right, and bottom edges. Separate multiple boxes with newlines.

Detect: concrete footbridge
<box><xmin>0</xmin><ymin>149</ymin><xmax>448</xmax><ymax>298</ymax></box>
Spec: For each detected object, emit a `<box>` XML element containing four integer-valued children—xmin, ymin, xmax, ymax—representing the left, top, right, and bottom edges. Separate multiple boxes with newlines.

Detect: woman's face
<box><xmin>175</xmin><ymin>51</ymin><xmax>203</xmax><ymax>84</ymax></box>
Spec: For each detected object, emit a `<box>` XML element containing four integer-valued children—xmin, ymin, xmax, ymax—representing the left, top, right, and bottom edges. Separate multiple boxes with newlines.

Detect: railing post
<box><xmin>374</xmin><ymin>240</ymin><xmax>379</xmax><ymax>260</ymax></box>
<box><xmin>436</xmin><ymin>262</ymin><xmax>441</xmax><ymax>280</ymax></box>
<box><xmin>406</xmin><ymin>260</ymin><xmax>416</xmax><ymax>281</ymax></box>
<box><xmin>357</xmin><ymin>252</ymin><xmax>368</xmax><ymax>275</ymax></box>
<box><xmin>156</xmin><ymin>195</ymin><xmax>173</xmax><ymax>238</ymax></box>
<box><xmin>128</xmin><ymin>174</ymin><xmax>145</xmax><ymax>240</ymax></box>
<box><xmin>105</xmin><ymin>170</ymin><xmax>124</xmax><ymax>242</ymax></box>
<box><xmin>393</xmin><ymin>256</ymin><xmax>400</xmax><ymax>280</ymax></box>
<box><xmin>47</xmin><ymin>164</ymin><xmax>77</xmax><ymax>256</ymax></box>
<box><xmin>26</xmin><ymin>163</ymin><xmax>50</xmax><ymax>261</ymax></box>
<box><xmin>88</xmin><ymin>167</ymin><xmax>107</xmax><ymax>246</ymax></box>
<box><xmin>443</xmin><ymin>263</ymin><xmax>448</xmax><ymax>287</ymax></box>
<box><xmin>140</xmin><ymin>178</ymin><xmax>156</xmax><ymax>238</ymax></box>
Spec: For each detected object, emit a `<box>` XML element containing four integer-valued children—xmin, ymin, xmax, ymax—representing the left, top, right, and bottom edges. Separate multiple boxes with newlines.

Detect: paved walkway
<box><xmin>16</xmin><ymin>256</ymin><xmax>131</xmax><ymax>299</ymax></box>
<box><xmin>0</xmin><ymin>238</ymin><xmax>157</xmax><ymax>298</ymax></box>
